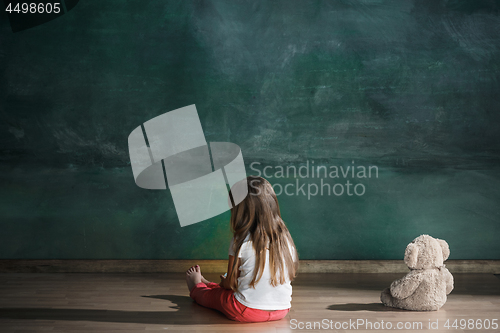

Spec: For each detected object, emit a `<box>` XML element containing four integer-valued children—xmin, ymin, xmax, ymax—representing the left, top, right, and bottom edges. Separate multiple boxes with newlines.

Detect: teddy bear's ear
<box><xmin>404</xmin><ymin>243</ymin><xmax>419</xmax><ymax>268</ymax></box>
<box><xmin>436</xmin><ymin>238</ymin><xmax>450</xmax><ymax>261</ymax></box>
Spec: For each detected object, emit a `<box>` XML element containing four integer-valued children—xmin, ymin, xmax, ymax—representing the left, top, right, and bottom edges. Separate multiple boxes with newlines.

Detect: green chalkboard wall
<box><xmin>1</xmin><ymin>0</ymin><xmax>499</xmax><ymax>259</ymax></box>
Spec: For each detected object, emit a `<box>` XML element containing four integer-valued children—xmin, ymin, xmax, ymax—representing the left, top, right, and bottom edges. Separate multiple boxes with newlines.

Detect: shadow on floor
<box><xmin>328</xmin><ymin>303</ymin><xmax>407</xmax><ymax>312</ymax></box>
<box><xmin>0</xmin><ymin>295</ymin><xmax>239</xmax><ymax>325</ymax></box>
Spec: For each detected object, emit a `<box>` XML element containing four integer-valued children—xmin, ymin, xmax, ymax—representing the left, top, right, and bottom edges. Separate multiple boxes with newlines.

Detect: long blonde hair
<box><xmin>228</xmin><ymin>175</ymin><xmax>299</xmax><ymax>290</ymax></box>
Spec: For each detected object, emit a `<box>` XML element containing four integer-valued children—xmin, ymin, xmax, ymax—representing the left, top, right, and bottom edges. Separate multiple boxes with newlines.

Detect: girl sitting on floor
<box><xmin>185</xmin><ymin>175</ymin><xmax>299</xmax><ymax>322</ymax></box>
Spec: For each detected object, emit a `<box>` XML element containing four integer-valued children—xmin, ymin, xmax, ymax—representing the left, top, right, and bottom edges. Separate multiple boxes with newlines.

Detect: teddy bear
<box><xmin>380</xmin><ymin>234</ymin><xmax>454</xmax><ymax>311</ymax></box>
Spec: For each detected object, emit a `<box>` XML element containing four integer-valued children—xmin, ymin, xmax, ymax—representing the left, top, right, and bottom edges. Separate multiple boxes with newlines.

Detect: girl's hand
<box><xmin>221</xmin><ymin>255</ymin><xmax>239</xmax><ymax>290</ymax></box>
<box><xmin>219</xmin><ymin>274</ymin><xmax>230</xmax><ymax>289</ymax></box>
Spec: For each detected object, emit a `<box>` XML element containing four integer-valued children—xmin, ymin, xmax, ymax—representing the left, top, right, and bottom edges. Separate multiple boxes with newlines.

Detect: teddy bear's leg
<box><xmin>382</xmin><ymin>290</ymin><xmax>437</xmax><ymax>311</ymax></box>
<box><xmin>380</xmin><ymin>287</ymin><xmax>395</xmax><ymax>307</ymax></box>
<box><xmin>381</xmin><ymin>288</ymin><xmax>411</xmax><ymax>310</ymax></box>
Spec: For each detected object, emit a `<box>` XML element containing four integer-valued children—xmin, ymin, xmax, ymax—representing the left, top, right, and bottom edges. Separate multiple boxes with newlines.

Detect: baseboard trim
<box><xmin>0</xmin><ymin>260</ymin><xmax>499</xmax><ymax>274</ymax></box>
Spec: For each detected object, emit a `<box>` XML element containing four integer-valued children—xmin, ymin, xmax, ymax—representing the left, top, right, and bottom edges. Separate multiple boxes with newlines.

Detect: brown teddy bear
<box><xmin>380</xmin><ymin>234</ymin><xmax>454</xmax><ymax>311</ymax></box>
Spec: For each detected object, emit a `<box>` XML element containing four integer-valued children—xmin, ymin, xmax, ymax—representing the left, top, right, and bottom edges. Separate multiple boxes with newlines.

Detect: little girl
<box><xmin>185</xmin><ymin>175</ymin><xmax>299</xmax><ymax>322</ymax></box>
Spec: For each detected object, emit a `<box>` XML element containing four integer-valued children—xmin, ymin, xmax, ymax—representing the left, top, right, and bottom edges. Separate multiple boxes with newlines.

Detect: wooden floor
<box><xmin>0</xmin><ymin>272</ymin><xmax>498</xmax><ymax>332</ymax></box>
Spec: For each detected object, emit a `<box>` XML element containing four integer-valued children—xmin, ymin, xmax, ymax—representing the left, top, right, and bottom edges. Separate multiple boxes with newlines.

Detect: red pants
<box><xmin>189</xmin><ymin>282</ymin><xmax>290</xmax><ymax>322</ymax></box>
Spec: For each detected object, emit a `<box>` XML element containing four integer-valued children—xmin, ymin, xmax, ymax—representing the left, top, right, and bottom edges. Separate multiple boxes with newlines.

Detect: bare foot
<box><xmin>201</xmin><ymin>273</ymin><xmax>211</xmax><ymax>285</ymax></box>
<box><xmin>186</xmin><ymin>265</ymin><xmax>203</xmax><ymax>292</ymax></box>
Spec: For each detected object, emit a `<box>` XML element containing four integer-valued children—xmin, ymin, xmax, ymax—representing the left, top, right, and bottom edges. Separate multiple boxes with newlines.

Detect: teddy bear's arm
<box><xmin>443</xmin><ymin>268</ymin><xmax>454</xmax><ymax>295</ymax></box>
<box><xmin>390</xmin><ymin>272</ymin><xmax>424</xmax><ymax>299</ymax></box>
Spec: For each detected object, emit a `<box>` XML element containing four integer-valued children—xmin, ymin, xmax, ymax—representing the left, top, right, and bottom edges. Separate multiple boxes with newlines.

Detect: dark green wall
<box><xmin>1</xmin><ymin>0</ymin><xmax>499</xmax><ymax>259</ymax></box>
